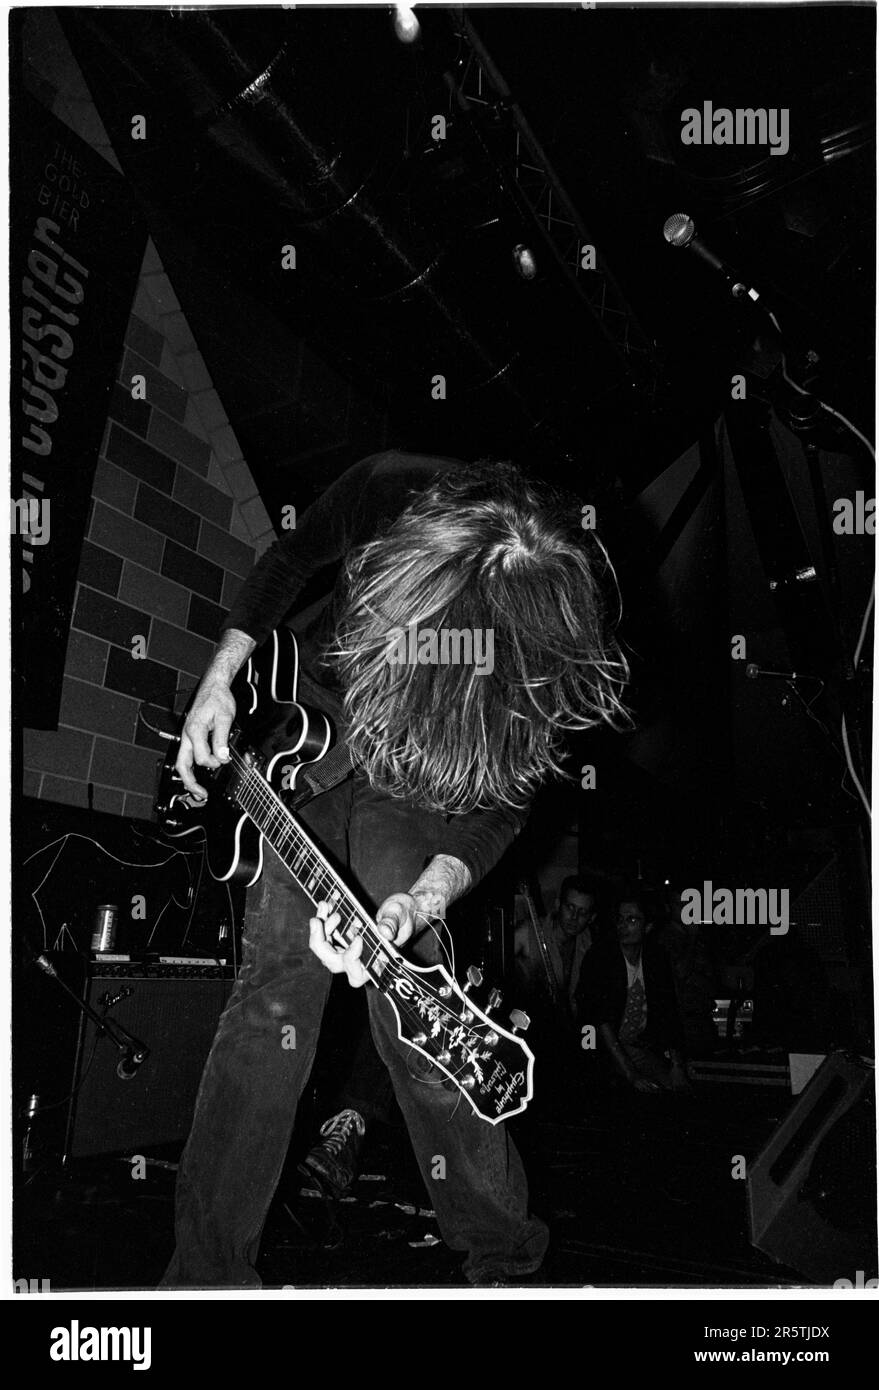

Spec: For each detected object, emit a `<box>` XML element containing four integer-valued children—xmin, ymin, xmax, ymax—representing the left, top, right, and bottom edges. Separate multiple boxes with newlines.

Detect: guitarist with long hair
<box><xmin>161</xmin><ymin>451</ymin><xmax>629</xmax><ymax>1287</ymax></box>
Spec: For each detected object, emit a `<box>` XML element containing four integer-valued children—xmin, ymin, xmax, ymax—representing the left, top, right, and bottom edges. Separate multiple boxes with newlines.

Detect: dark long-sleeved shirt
<box><xmin>223</xmin><ymin>450</ymin><xmax>530</xmax><ymax>887</ymax></box>
<box><xmin>575</xmin><ymin>938</ymin><xmax>686</xmax><ymax>1053</ymax></box>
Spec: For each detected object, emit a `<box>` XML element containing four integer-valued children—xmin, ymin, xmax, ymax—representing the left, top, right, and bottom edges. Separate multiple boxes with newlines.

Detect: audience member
<box><xmin>514</xmin><ymin>875</ymin><xmax>599</xmax><ymax>1021</ymax></box>
<box><xmin>576</xmin><ymin>888</ymin><xmax>690</xmax><ymax>1093</ymax></box>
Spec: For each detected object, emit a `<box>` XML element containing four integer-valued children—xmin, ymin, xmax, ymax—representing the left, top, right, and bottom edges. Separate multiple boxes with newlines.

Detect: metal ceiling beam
<box><xmin>446</xmin><ymin>9</ymin><xmax>661</xmax><ymax>397</ymax></box>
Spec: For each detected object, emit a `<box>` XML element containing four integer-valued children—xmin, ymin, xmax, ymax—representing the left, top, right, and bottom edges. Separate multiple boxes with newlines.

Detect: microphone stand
<box><xmin>711</xmin><ymin>255</ymin><xmax>869</xmax><ymax>718</ymax></box>
<box><xmin>29</xmin><ymin>950</ymin><xmax>151</xmax><ymax>1168</ymax></box>
<box><xmin>780</xmin><ymin>378</ymin><xmax>843</xmax><ymax>620</ymax></box>
<box><xmin>768</xmin><ymin>365</ymin><xmax>871</xmax><ymax>805</ymax></box>
<box><xmin>667</xmin><ymin>217</ymin><xmax>873</xmax><ymax>1046</ymax></box>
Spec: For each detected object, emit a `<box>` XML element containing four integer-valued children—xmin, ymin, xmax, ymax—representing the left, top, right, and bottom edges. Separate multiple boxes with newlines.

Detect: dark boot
<box><xmin>300</xmin><ymin>1109</ymin><xmax>366</xmax><ymax>1198</ymax></box>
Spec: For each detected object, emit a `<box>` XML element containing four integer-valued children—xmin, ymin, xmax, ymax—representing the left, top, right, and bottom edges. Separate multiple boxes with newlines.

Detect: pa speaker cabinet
<box><xmin>65</xmin><ymin>970</ymin><xmax>234</xmax><ymax>1161</ymax></box>
<box><xmin>747</xmin><ymin>1052</ymin><xmax>876</xmax><ymax>1283</ymax></box>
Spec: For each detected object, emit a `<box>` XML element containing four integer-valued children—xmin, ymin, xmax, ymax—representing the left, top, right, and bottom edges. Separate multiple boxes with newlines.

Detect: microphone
<box><xmin>663</xmin><ymin>213</ymin><xmax>761</xmax><ymax>301</ymax></box>
<box><xmin>116</xmin><ymin>1047</ymin><xmax>149</xmax><ymax>1081</ymax></box>
<box><xmin>30</xmin><ymin>947</ymin><xmax>152</xmax><ymax>1081</ymax></box>
<box><xmin>745</xmin><ymin>662</ymin><xmax>816</xmax><ymax>684</ymax></box>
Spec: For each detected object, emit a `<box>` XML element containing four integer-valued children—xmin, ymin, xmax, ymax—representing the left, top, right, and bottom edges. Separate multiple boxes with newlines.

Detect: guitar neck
<box><xmin>231</xmin><ymin>749</ymin><xmax>391</xmax><ymax>985</ymax></box>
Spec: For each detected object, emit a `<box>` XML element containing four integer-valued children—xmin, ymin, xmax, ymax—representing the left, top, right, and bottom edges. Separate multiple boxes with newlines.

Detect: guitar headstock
<box><xmin>380</xmin><ymin>958</ymin><xmax>534</xmax><ymax>1123</ymax></box>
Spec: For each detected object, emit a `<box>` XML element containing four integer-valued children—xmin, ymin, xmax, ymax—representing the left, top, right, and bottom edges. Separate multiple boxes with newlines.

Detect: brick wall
<box><xmin>20</xmin><ymin>9</ymin><xmax>277</xmax><ymax>820</ymax></box>
<box><xmin>23</xmin><ymin>239</ymin><xmax>277</xmax><ymax>819</ymax></box>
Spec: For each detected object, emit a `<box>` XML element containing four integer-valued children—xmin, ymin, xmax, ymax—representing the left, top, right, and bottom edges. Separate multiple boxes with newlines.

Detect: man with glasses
<box><xmin>577</xmin><ymin>890</ymin><xmax>689</xmax><ymax>1093</ymax></box>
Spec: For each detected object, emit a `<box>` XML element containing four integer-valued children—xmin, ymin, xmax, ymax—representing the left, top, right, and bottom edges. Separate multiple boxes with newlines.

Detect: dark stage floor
<box><xmin>14</xmin><ymin>1082</ymin><xmax>840</xmax><ymax>1291</ymax></box>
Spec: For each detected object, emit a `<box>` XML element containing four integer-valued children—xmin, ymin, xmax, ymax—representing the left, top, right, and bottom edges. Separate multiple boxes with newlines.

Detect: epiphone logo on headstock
<box><xmin>393</xmin><ymin>976</ymin><xmax>417</xmax><ymax>1001</ymax></box>
<box><xmin>494</xmin><ymin>1071</ymin><xmax>526</xmax><ymax>1114</ymax></box>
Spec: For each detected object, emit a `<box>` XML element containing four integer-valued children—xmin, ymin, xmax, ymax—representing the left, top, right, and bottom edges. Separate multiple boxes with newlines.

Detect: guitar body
<box><xmin>156</xmin><ymin>628</ymin><xmax>332</xmax><ymax>885</ymax></box>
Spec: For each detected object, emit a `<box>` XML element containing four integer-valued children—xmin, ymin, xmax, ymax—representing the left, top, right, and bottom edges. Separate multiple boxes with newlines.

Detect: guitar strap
<box><xmin>280</xmin><ymin>606</ymin><xmax>354</xmax><ymax>810</ymax></box>
<box><xmin>287</xmin><ymin>734</ymin><xmax>353</xmax><ymax>809</ymax></box>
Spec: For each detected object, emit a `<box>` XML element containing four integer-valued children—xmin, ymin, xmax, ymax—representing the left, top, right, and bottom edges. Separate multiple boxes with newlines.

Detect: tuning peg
<box><xmin>509</xmin><ymin>1009</ymin><xmax>530</xmax><ymax>1035</ymax></box>
<box><xmin>486</xmin><ymin>987</ymin><xmax>502</xmax><ymax>1015</ymax></box>
<box><xmin>464</xmin><ymin>965</ymin><xmax>483</xmax><ymax>992</ymax></box>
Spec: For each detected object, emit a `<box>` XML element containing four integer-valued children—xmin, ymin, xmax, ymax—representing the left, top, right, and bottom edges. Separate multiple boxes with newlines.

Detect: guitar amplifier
<box><xmin>64</xmin><ymin>964</ymin><xmax>235</xmax><ymax>1161</ymax></box>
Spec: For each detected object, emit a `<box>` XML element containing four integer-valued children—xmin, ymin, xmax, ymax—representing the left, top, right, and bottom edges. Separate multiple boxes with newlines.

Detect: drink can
<box><xmin>91</xmin><ymin>904</ymin><xmax>118</xmax><ymax>953</ymax></box>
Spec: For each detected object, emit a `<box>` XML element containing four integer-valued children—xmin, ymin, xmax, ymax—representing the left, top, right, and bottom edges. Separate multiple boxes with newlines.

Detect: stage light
<box><xmin>512</xmin><ymin>243</ymin><xmax>538</xmax><ymax>280</ymax></box>
<box><xmin>393</xmin><ymin>5</ymin><xmax>420</xmax><ymax>44</ymax></box>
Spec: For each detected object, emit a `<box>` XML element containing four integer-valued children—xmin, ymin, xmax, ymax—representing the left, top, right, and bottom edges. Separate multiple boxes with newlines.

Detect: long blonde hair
<box><xmin>327</xmin><ymin>462</ymin><xmax>630</xmax><ymax>814</ymax></box>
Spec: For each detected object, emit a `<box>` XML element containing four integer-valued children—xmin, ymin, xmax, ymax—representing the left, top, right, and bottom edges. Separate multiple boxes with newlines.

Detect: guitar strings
<box><xmin>228</xmin><ymin>746</ymin><xmax>415</xmax><ymax>972</ymax></box>
<box><xmin>228</xmin><ymin>749</ymin><xmax>495</xmax><ymax>1051</ymax></box>
<box><xmin>414</xmin><ymin>910</ymin><xmax>456</xmax><ymax>979</ymax></box>
<box><xmin>226</xmin><ymin>748</ymin><xmax>475</xmax><ymax>1064</ymax></box>
<box><xmin>224</xmin><ymin>746</ymin><xmax>517</xmax><ymax>1101</ymax></box>
<box><xmin>229</xmin><ymin>748</ymin><xmax>500</xmax><ymax>1060</ymax></box>
<box><xmin>227</xmin><ymin>746</ymin><xmax>425</xmax><ymax>975</ymax></box>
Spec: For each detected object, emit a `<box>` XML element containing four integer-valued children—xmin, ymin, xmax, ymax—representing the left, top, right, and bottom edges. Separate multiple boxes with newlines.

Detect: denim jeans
<box><xmin>333</xmin><ymin>998</ymin><xmax>396</xmax><ymax>1126</ymax></box>
<box><xmin>161</xmin><ymin>772</ymin><xmax>548</xmax><ymax>1287</ymax></box>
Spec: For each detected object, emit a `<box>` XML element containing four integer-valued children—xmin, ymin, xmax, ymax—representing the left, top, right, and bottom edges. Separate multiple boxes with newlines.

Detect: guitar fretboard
<box><xmin>231</xmin><ymin>750</ymin><xmax>391</xmax><ymax>984</ymax></box>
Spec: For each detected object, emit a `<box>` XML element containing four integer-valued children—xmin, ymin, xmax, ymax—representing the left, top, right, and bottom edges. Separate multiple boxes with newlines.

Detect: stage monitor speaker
<box><xmin>65</xmin><ymin>969</ymin><xmax>234</xmax><ymax>1161</ymax></box>
<box><xmin>747</xmin><ymin>1051</ymin><xmax>877</xmax><ymax>1284</ymax></box>
<box><xmin>789</xmin><ymin>853</ymin><xmax>849</xmax><ymax>960</ymax></box>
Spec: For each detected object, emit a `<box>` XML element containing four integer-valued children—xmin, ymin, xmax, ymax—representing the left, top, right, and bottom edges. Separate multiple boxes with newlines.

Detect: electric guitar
<box><xmin>155</xmin><ymin>628</ymin><xmax>534</xmax><ymax>1124</ymax></box>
